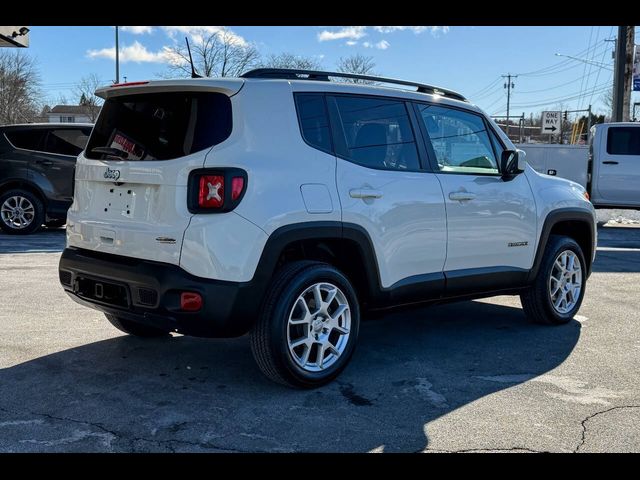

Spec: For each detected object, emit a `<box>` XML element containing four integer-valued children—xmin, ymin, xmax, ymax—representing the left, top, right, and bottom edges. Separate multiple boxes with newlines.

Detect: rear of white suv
<box><xmin>60</xmin><ymin>78</ymin><xmax>272</xmax><ymax>338</ymax></box>
<box><xmin>60</xmin><ymin>71</ymin><xmax>596</xmax><ymax>389</ymax></box>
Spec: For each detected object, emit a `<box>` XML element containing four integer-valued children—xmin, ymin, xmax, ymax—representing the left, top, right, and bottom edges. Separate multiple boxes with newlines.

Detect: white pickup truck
<box><xmin>517</xmin><ymin>122</ymin><xmax>640</xmax><ymax>210</ymax></box>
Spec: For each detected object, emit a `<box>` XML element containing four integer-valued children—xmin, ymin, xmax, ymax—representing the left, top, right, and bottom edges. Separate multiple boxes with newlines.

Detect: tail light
<box><xmin>188</xmin><ymin>168</ymin><xmax>247</xmax><ymax>213</ymax></box>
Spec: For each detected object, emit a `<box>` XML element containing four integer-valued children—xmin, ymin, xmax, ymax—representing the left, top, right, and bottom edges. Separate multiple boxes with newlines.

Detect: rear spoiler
<box><xmin>95</xmin><ymin>78</ymin><xmax>245</xmax><ymax>100</ymax></box>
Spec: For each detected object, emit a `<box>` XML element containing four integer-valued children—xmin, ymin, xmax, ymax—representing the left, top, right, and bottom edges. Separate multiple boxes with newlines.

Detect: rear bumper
<box><xmin>58</xmin><ymin>247</ymin><xmax>262</xmax><ymax>337</ymax></box>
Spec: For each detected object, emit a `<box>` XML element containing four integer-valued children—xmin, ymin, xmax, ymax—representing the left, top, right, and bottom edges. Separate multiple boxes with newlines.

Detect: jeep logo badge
<box><xmin>104</xmin><ymin>167</ymin><xmax>121</xmax><ymax>181</ymax></box>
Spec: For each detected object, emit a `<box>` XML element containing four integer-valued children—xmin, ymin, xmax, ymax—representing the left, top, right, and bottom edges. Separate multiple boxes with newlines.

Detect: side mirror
<box><xmin>500</xmin><ymin>150</ymin><xmax>525</xmax><ymax>179</ymax></box>
<box><xmin>516</xmin><ymin>148</ymin><xmax>527</xmax><ymax>171</ymax></box>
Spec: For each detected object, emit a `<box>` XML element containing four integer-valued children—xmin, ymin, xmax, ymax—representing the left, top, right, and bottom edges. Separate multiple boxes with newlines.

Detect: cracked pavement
<box><xmin>1</xmin><ymin>220</ymin><xmax>639</xmax><ymax>452</ymax></box>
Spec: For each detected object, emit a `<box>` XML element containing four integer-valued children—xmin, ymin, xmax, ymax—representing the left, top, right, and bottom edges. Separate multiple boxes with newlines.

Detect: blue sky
<box><xmin>25</xmin><ymin>26</ymin><xmax>633</xmax><ymax>119</ymax></box>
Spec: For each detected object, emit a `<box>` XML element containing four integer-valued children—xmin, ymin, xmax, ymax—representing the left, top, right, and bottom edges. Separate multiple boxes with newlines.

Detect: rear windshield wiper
<box><xmin>91</xmin><ymin>147</ymin><xmax>129</xmax><ymax>159</ymax></box>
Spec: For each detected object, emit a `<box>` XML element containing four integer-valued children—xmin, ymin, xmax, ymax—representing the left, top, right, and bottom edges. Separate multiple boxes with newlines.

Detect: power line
<box><xmin>587</xmin><ymin>26</ymin><xmax>615</xmax><ymax>109</ymax></box>
<box><xmin>518</xmin><ymin>42</ymin><xmax>610</xmax><ymax>78</ymax></box>
<box><xmin>510</xmin><ymin>81</ymin><xmax>611</xmax><ymax>109</ymax></box>
<box><xmin>578</xmin><ymin>26</ymin><xmax>602</xmax><ymax>112</ymax></box>
<box><xmin>576</xmin><ymin>26</ymin><xmax>595</xmax><ymax>112</ymax></box>
<box><xmin>473</xmin><ymin>83</ymin><xmax>505</xmax><ymax>101</ymax></box>
<box><xmin>482</xmin><ymin>91</ymin><xmax>507</xmax><ymax>113</ymax></box>
<box><xmin>469</xmin><ymin>76</ymin><xmax>502</xmax><ymax>97</ymax></box>
<box><xmin>516</xmin><ymin>67</ymin><xmax>602</xmax><ymax>94</ymax></box>
<box><xmin>515</xmin><ymin>39</ymin><xmax>608</xmax><ymax>77</ymax></box>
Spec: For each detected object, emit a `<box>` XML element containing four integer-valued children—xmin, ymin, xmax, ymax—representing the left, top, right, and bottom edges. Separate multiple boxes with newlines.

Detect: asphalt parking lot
<box><xmin>1</xmin><ymin>214</ymin><xmax>639</xmax><ymax>453</ymax></box>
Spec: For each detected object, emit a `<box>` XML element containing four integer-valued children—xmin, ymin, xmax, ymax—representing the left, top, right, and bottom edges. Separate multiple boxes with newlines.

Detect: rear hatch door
<box><xmin>67</xmin><ymin>80</ymin><xmax>240</xmax><ymax>265</ymax></box>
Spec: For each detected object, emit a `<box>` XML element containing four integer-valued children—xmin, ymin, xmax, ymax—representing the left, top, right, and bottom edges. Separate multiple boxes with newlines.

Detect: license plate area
<box><xmin>102</xmin><ymin>186</ymin><xmax>136</xmax><ymax>219</ymax></box>
<box><xmin>73</xmin><ymin>276</ymin><xmax>130</xmax><ymax>309</ymax></box>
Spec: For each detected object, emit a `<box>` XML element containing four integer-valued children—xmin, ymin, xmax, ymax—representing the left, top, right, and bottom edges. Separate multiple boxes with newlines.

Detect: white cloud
<box><xmin>318</xmin><ymin>26</ymin><xmax>366</xmax><ymax>42</ymax></box>
<box><xmin>373</xmin><ymin>26</ymin><xmax>449</xmax><ymax>35</ymax></box>
<box><xmin>160</xmin><ymin>26</ymin><xmax>247</xmax><ymax>46</ymax></box>
<box><xmin>87</xmin><ymin>41</ymin><xmax>171</xmax><ymax>63</ymax></box>
<box><xmin>345</xmin><ymin>40</ymin><xmax>358</xmax><ymax>46</ymax></box>
<box><xmin>361</xmin><ymin>40</ymin><xmax>390</xmax><ymax>50</ymax></box>
<box><xmin>120</xmin><ymin>26</ymin><xmax>153</xmax><ymax>35</ymax></box>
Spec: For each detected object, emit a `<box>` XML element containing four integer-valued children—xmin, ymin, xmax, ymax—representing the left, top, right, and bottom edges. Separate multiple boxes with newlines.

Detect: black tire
<box><xmin>105</xmin><ymin>313</ymin><xmax>170</xmax><ymax>338</ymax></box>
<box><xmin>45</xmin><ymin>219</ymin><xmax>66</xmax><ymax>229</ymax></box>
<box><xmin>0</xmin><ymin>189</ymin><xmax>44</xmax><ymax>235</ymax></box>
<box><xmin>250</xmin><ymin>261</ymin><xmax>360</xmax><ymax>389</ymax></box>
<box><xmin>520</xmin><ymin>235</ymin><xmax>587</xmax><ymax>325</ymax></box>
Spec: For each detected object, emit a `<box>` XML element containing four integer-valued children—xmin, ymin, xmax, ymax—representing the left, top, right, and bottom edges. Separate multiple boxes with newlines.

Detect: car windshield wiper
<box><xmin>91</xmin><ymin>147</ymin><xmax>129</xmax><ymax>159</ymax></box>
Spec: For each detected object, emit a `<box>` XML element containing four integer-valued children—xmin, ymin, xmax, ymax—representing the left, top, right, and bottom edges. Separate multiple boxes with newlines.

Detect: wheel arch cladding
<box><xmin>529</xmin><ymin>208</ymin><xmax>595</xmax><ymax>281</ymax></box>
<box><xmin>252</xmin><ymin>221</ymin><xmax>381</xmax><ymax>306</ymax></box>
<box><xmin>0</xmin><ymin>180</ymin><xmax>47</xmax><ymax>207</ymax></box>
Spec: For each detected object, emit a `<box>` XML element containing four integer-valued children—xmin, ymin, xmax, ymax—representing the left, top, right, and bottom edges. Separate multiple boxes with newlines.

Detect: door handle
<box><xmin>602</xmin><ymin>161</ymin><xmax>619</xmax><ymax>165</ymax></box>
<box><xmin>36</xmin><ymin>160</ymin><xmax>54</xmax><ymax>166</ymax></box>
<box><xmin>349</xmin><ymin>188</ymin><xmax>383</xmax><ymax>199</ymax></box>
<box><xmin>449</xmin><ymin>192</ymin><xmax>476</xmax><ymax>201</ymax></box>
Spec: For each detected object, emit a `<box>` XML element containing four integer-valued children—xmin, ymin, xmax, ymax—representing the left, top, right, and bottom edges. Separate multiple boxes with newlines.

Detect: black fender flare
<box><xmin>528</xmin><ymin>208</ymin><xmax>596</xmax><ymax>281</ymax></box>
<box><xmin>250</xmin><ymin>221</ymin><xmax>382</xmax><ymax>295</ymax></box>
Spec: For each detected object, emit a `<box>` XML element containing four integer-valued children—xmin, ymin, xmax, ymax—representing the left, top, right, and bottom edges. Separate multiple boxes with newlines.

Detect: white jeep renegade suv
<box><xmin>59</xmin><ymin>69</ymin><xmax>596</xmax><ymax>388</ymax></box>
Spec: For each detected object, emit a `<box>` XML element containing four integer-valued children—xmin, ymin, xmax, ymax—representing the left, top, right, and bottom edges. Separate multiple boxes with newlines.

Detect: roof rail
<box><xmin>240</xmin><ymin>68</ymin><xmax>468</xmax><ymax>102</ymax></box>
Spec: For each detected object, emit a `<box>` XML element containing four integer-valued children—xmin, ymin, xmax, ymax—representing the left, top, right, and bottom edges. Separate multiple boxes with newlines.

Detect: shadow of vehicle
<box><xmin>0</xmin><ymin>300</ymin><xmax>581</xmax><ymax>452</ymax></box>
<box><xmin>592</xmin><ymin>225</ymin><xmax>640</xmax><ymax>273</ymax></box>
<box><xmin>0</xmin><ymin>228</ymin><xmax>66</xmax><ymax>254</ymax></box>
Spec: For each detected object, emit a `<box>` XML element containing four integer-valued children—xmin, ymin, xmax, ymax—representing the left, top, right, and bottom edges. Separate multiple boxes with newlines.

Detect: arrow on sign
<box><xmin>544</xmin><ymin>125</ymin><xmax>557</xmax><ymax>132</ymax></box>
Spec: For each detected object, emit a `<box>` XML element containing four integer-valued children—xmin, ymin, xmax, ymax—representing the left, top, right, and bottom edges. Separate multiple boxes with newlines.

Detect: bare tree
<box><xmin>0</xmin><ymin>50</ymin><xmax>41</xmax><ymax>125</ymax></box>
<box><xmin>73</xmin><ymin>74</ymin><xmax>104</xmax><ymax>121</ymax></box>
<box><xmin>163</xmin><ymin>30</ymin><xmax>260</xmax><ymax>78</ymax></box>
<box><xmin>56</xmin><ymin>93</ymin><xmax>70</xmax><ymax>106</ymax></box>
<box><xmin>335</xmin><ymin>54</ymin><xmax>378</xmax><ymax>83</ymax></box>
<box><xmin>259</xmin><ymin>53</ymin><xmax>322</xmax><ymax>70</ymax></box>
<box><xmin>601</xmin><ymin>88</ymin><xmax>613</xmax><ymax>120</ymax></box>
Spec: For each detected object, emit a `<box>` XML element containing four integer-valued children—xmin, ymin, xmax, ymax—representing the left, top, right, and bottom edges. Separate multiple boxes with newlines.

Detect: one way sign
<box><xmin>541</xmin><ymin>111</ymin><xmax>561</xmax><ymax>134</ymax></box>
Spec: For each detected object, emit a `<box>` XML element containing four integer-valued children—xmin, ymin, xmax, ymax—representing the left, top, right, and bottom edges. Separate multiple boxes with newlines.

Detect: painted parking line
<box><xmin>596</xmin><ymin>247</ymin><xmax>640</xmax><ymax>252</ymax></box>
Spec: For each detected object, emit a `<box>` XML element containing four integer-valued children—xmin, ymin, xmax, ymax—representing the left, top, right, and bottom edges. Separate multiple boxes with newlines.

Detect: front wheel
<box><xmin>250</xmin><ymin>261</ymin><xmax>360</xmax><ymax>388</ymax></box>
<box><xmin>520</xmin><ymin>235</ymin><xmax>587</xmax><ymax>325</ymax></box>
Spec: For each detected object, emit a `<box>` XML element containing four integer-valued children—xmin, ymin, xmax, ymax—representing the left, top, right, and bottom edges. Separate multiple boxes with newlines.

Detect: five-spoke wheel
<box><xmin>251</xmin><ymin>261</ymin><xmax>360</xmax><ymax>389</ymax></box>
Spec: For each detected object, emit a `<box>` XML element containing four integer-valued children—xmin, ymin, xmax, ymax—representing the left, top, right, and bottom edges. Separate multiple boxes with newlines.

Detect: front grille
<box><xmin>59</xmin><ymin>270</ymin><xmax>72</xmax><ymax>286</ymax></box>
<box><xmin>137</xmin><ymin>288</ymin><xmax>158</xmax><ymax>307</ymax></box>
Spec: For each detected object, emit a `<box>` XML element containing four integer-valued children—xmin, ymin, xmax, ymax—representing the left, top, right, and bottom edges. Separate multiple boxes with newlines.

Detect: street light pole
<box><xmin>554</xmin><ymin>53</ymin><xmax>613</xmax><ymax>70</ymax></box>
<box><xmin>115</xmin><ymin>26</ymin><xmax>120</xmax><ymax>84</ymax></box>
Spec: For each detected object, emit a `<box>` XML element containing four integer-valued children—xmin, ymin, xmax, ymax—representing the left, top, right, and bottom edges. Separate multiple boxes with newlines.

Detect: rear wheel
<box><xmin>0</xmin><ymin>189</ymin><xmax>44</xmax><ymax>235</ymax></box>
<box><xmin>520</xmin><ymin>235</ymin><xmax>586</xmax><ymax>325</ymax></box>
<box><xmin>250</xmin><ymin>261</ymin><xmax>360</xmax><ymax>388</ymax></box>
<box><xmin>105</xmin><ymin>313</ymin><xmax>171</xmax><ymax>337</ymax></box>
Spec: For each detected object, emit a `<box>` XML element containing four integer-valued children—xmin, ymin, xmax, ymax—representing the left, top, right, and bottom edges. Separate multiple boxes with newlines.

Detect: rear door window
<box><xmin>295</xmin><ymin>93</ymin><xmax>333</xmax><ymax>153</ymax></box>
<box><xmin>43</xmin><ymin>128</ymin><xmax>92</xmax><ymax>156</ymax></box>
<box><xmin>606</xmin><ymin>127</ymin><xmax>640</xmax><ymax>155</ymax></box>
<box><xmin>4</xmin><ymin>129</ymin><xmax>47</xmax><ymax>151</ymax></box>
<box><xmin>86</xmin><ymin>92</ymin><xmax>232</xmax><ymax>161</ymax></box>
<box><xmin>330</xmin><ymin>95</ymin><xmax>420</xmax><ymax>171</ymax></box>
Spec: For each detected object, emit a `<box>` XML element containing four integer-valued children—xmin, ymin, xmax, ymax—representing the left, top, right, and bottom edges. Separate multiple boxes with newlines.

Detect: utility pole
<box><xmin>115</xmin><ymin>26</ymin><xmax>120</xmax><ymax>84</ymax></box>
<box><xmin>612</xmin><ymin>26</ymin><xmax>634</xmax><ymax>122</ymax></box>
<box><xmin>623</xmin><ymin>27</ymin><xmax>635</xmax><ymax>122</ymax></box>
<box><xmin>502</xmin><ymin>74</ymin><xmax>517</xmax><ymax>137</ymax></box>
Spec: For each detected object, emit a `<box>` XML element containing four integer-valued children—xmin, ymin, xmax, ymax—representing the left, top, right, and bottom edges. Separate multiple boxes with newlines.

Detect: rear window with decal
<box><xmin>85</xmin><ymin>91</ymin><xmax>232</xmax><ymax>161</ymax></box>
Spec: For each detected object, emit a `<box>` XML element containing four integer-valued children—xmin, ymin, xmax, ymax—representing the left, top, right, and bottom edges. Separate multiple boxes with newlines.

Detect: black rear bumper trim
<box><xmin>59</xmin><ymin>247</ymin><xmax>262</xmax><ymax>337</ymax></box>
